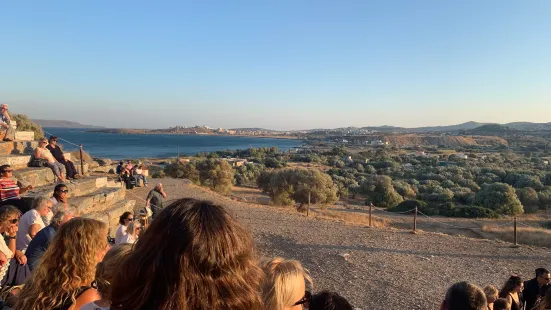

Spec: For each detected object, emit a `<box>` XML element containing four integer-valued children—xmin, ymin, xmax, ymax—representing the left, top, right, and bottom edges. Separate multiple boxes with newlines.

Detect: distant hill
<box><xmin>467</xmin><ymin>124</ymin><xmax>519</xmax><ymax>133</ymax></box>
<box><xmin>32</xmin><ymin>119</ymin><xmax>104</xmax><ymax>128</ymax></box>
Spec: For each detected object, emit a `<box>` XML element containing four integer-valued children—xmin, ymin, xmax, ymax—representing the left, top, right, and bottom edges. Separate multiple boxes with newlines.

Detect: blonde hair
<box><xmin>126</xmin><ymin>221</ymin><xmax>141</xmax><ymax>237</ymax></box>
<box><xmin>94</xmin><ymin>244</ymin><xmax>132</xmax><ymax>299</ymax></box>
<box><xmin>484</xmin><ymin>285</ymin><xmax>498</xmax><ymax>300</ymax></box>
<box><xmin>15</xmin><ymin>218</ymin><xmax>108</xmax><ymax>310</ymax></box>
<box><xmin>261</xmin><ymin>257</ymin><xmax>312</xmax><ymax>310</ymax></box>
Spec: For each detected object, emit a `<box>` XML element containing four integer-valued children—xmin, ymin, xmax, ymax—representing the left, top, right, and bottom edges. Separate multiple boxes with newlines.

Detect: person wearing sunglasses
<box><xmin>261</xmin><ymin>257</ymin><xmax>313</xmax><ymax>310</ymax></box>
<box><xmin>0</xmin><ymin>205</ymin><xmax>22</xmax><ymax>283</ymax></box>
<box><xmin>0</xmin><ymin>165</ymin><xmax>33</xmax><ymax>213</ymax></box>
<box><xmin>524</xmin><ymin>268</ymin><xmax>551</xmax><ymax>310</ymax></box>
<box><xmin>34</xmin><ymin>138</ymin><xmax>66</xmax><ymax>183</ymax></box>
<box><xmin>115</xmin><ymin>212</ymin><xmax>133</xmax><ymax>245</ymax></box>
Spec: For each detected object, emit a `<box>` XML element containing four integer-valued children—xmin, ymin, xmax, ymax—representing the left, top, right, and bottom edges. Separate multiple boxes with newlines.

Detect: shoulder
<box><xmin>74</xmin><ymin>287</ymin><xmax>101</xmax><ymax>309</ymax></box>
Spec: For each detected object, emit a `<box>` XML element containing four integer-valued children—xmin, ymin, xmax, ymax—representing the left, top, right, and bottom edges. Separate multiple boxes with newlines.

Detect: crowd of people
<box><xmin>116</xmin><ymin>161</ymin><xmax>148</xmax><ymax>190</ymax></box>
<box><xmin>441</xmin><ymin>268</ymin><xmax>551</xmax><ymax>310</ymax></box>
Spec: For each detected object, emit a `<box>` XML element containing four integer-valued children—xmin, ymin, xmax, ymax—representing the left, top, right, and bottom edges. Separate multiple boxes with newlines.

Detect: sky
<box><xmin>1</xmin><ymin>0</ymin><xmax>550</xmax><ymax>130</ymax></box>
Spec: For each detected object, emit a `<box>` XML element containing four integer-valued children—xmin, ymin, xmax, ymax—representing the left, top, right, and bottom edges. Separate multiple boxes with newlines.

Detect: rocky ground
<box><xmin>128</xmin><ymin>178</ymin><xmax>551</xmax><ymax>310</ymax></box>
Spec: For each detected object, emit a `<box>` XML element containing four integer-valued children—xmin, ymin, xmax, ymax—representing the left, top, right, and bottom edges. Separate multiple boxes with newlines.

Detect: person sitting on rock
<box><xmin>0</xmin><ymin>104</ymin><xmax>15</xmax><ymax>142</ymax></box>
<box><xmin>120</xmin><ymin>168</ymin><xmax>135</xmax><ymax>190</ymax></box>
<box><xmin>34</xmin><ymin>138</ymin><xmax>66</xmax><ymax>183</ymax></box>
<box><xmin>46</xmin><ymin>136</ymin><xmax>80</xmax><ymax>180</ymax></box>
<box><xmin>125</xmin><ymin>160</ymin><xmax>133</xmax><ymax>171</ymax></box>
<box><xmin>441</xmin><ymin>281</ymin><xmax>487</xmax><ymax>310</ymax></box>
<box><xmin>116</xmin><ymin>162</ymin><xmax>124</xmax><ymax>175</ymax></box>
<box><xmin>133</xmin><ymin>165</ymin><xmax>148</xmax><ymax>187</ymax></box>
<box><xmin>0</xmin><ymin>164</ymin><xmax>33</xmax><ymax>212</ymax></box>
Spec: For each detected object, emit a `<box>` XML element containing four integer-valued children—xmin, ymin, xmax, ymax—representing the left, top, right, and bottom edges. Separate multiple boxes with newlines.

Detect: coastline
<box><xmin>85</xmin><ymin>129</ymin><xmax>302</xmax><ymax>140</ymax></box>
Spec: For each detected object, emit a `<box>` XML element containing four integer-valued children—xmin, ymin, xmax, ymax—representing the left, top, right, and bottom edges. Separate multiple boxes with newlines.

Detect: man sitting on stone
<box><xmin>46</xmin><ymin>136</ymin><xmax>80</xmax><ymax>180</ymax></box>
<box><xmin>0</xmin><ymin>104</ymin><xmax>15</xmax><ymax>142</ymax></box>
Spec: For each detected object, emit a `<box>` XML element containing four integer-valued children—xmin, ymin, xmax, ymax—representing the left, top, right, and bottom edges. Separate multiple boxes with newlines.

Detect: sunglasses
<box><xmin>59</xmin><ymin>189</ymin><xmax>69</xmax><ymax>193</ymax></box>
<box><xmin>3</xmin><ymin>170</ymin><xmax>13</xmax><ymax>173</ymax></box>
<box><xmin>126</xmin><ymin>218</ymin><xmax>134</xmax><ymax>221</ymax></box>
<box><xmin>8</xmin><ymin>218</ymin><xmax>18</xmax><ymax>224</ymax></box>
<box><xmin>293</xmin><ymin>291</ymin><xmax>311</xmax><ymax>308</ymax></box>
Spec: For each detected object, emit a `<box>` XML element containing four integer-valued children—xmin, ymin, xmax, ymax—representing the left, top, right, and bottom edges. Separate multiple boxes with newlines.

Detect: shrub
<box><xmin>12</xmin><ymin>114</ymin><xmax>44</xmax><ymax>139</ymax></box>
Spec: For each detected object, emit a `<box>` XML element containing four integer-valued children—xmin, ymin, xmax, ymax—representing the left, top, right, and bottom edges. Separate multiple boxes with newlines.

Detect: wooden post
<box><xmin>412</xmin><ymin>206</ymin><xmax>418</xmax><ymax>234</ymax></box>
<box><xmin>307</xmin><ymin>191</ymin><xmax>310</xmax><ymax>217</ymax></box>
<box><xmin>513</xmin><ymin>217</ymin><xmax>518</xmax><ymax>246</ymax></box>
<box><xmin>79</xmin><ymin>144</ymin><xmax>84</xmax><ymax>176</ymax></box>
<box><xmin>369</xmin><ymin>202</ymin><xmax>373</xmax><ymax>228</ymax></box>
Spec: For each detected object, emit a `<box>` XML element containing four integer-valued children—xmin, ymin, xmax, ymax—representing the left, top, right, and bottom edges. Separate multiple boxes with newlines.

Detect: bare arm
<box><xmin>28</xmin><ymin>224</ymin><xmax>41</xmax><ymax>239</ymax></box>
<box><xmin>34</xmin><ymin>148</ymin><xmax>41</xmax><ymax>159</ymax></box>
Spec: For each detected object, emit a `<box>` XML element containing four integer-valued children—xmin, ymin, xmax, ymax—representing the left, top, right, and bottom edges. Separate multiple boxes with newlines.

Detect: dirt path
<box><xmin>129</xmin><ymin>179</ymin><xmax>551</xmax><ymax>310</ymax></box>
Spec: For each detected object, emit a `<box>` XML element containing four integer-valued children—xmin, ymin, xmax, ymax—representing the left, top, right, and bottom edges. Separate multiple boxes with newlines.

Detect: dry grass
<box><xmin>482</xmin><ymin>224</ymin><xmax>551</xmax><ymax>248</ymax></box>
<box><xmin>313</xmin><ymin>209</ymin><xmax>388</xmax><ymax>228</ymax></box>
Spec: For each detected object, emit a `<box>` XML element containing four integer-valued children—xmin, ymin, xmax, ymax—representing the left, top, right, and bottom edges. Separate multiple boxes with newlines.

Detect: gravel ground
<box><xmin>128</xmin><ymin>178</ymin><xmax>551</xmax><ymax>310</ymax></box>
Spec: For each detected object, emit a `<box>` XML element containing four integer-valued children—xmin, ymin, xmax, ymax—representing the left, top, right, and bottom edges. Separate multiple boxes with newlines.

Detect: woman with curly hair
<box><xmin>15</xmin><ymin>218</ymin><xmax>109</xmax><ymax>310</ymax></box>
<box><xmin>110</xmin><ymin>198</ymin><xmax>264</xmax><ymax>310</ymax></box>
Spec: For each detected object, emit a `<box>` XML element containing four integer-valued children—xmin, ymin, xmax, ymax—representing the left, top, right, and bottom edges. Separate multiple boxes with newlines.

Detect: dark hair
<box><xmin>536</xmin><ymin>268</ymin><xmax>550</xmax><ymax>277</ymax></box>
<box><xmin>110</xmin><ymin>198</ymin><xmax>264</xmax><ymax>310</ymax></box>
<box><xmin>118</xmin><ymin>212</ymin><xmax>132</xmax><ymax>225</ymax></box>
<box><xmin>119</xmin><ymin>162</ymin><xmax>123</xmax><ymax>165</ymax></box>
<box><xmin>310</xmin><ymin>291</ymin><xmax>353</xmax><ymax>310</ymax></box>
<box><xmin>0</xmin><ymin>165</ymin><xmax>11</xmax><ymax>174</ymax></box>
<box><xmin>499</xmin><ymin>276</ymin><xmax>523</xmax><ymax>298</ymax></box>
<box><xmin>538</xmin><ymin>289</ymin><xmax>551</xmax><ymax>310</ymax></box>
<box><xmin>54</xmin><ymin>184</ymin><xmax>67</xmax><ymax>193</ymax></box>
<box><xmin>443</xmin><ymin>282</ymin><xmax>487</xmax><ymax>310</ymax></box>
<box><xmin>493</xmin><ymin>298</ymin><xmax>510</xmax><ymax>310</ymax></box>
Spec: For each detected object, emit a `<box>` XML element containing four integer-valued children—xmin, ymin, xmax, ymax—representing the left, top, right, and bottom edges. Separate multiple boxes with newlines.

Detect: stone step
<box><xmin>14</xmin><ymin>167</ymin><xmax>55</xmax><ymax>188</ymax></box>
<box><xmin>14</xmin><ymin>131</ymin><xmax>35</xmax><ymax>142</ymax></box>
<box><xmin>21</xmin><ymin>176</ymin><xmax>109</xmax><ymax>208</ymax></box>
<box><xmin>0</xmin><ymin>141</ymin><xmax>38</xmax><ymax>156</ymax></box>
<box><xmin>84</xmin><ymin>200</ymin><xmax>136</xmax><ymax>237</ymax></box>
<box><xmin>0</xmin><ymin>155</ymin><xmax>31</xmax><ymax>169</ymax></box>
<box><xmin>70</xmin><ymin>186</ymin><xmax>126</xmax><ymax>215</ymax></box>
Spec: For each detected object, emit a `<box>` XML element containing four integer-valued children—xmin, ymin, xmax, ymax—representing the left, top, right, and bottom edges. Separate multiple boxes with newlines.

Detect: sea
<box><xmin>42</xmin><ymin>128</ymin><xmax>303</xmax><ymax>160</ymax></box>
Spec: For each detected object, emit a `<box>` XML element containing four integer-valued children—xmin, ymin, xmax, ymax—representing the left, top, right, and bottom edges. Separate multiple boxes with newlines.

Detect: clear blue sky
<box><xmin>1</xmin><ymin>0</ymin><xmax>550</xmax><ymax>130</ymax></box>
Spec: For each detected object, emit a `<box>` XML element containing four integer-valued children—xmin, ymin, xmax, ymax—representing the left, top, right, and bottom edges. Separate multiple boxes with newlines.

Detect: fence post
<box><xmin>307</xmin><ymin>191</ymin><xmax>310</xmax><ymax>217</ymax></box>
<box><xmin>369</xmin><ymin>202</ymin><xmax>373</xmax><ymax>228</ymax></box>
<box><xmin>79</xmin><ymin>144</ymin><xmax>84</xmax><ymax>176</ymax></box>
<box><xmin>412</xmin><ymin>206</ymin><xmax>418</xmax><ymax>234</ymax></box>
<box><xmin>513</xmin><ymin>217</ymin><xmax>518</xmax><ymax>246</ymax></box>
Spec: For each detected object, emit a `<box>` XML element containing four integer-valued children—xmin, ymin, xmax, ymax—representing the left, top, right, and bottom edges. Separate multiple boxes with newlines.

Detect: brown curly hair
<box><xmin>110</xmin><ymin>198</ymin><xmax>264</xmax><ymax>310</ymax></box>
<box><xmin>15</xmin><ymin>218</ymin><xmax>108</xmax><ymax>310</ymax></box>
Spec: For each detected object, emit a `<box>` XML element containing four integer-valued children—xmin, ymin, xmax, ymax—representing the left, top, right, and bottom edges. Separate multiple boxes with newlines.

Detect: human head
<box><xmin>16</xmin><ymin>218</ymin><xmax>108</xmax><ymax>310</ymax></box>
<box><xmin>0</xmin><ymin>205</ymin><xmax>21</xmax><ymax>234</ymax></box>
<box><xmin>0</xmin><ymin>164</ymin><xmax>13</xmax><ymax>179</ymax></box>
<box><xmin>492</xmin><ymin>298</ymin><xmax>510</xmax><ymax>310</ymax></box>
<box><xmin>261</xmin><ymin>257</ymin><xmax>313</xmax><ymax>310</ymax></box>
<box><xmin>126</xmin><ymin>221</ymin><xmax>141</xmax><ymax>237</ymax></box>
<box><xmin>483</xmin><ymin>285</ymin><xmax>498</xmax><ymax>304</ymax></box>
<box><xmin>309</xmin><ymin>291</ymin><xmax>352</xmax><ymax>310</ymax></box>
<box><xmin>93</xmin><ymin>244</ymin><xmax>132</xmax><ymax>300</ymax></box>
<box><xmin>110</xmin><ymin>198</ymin><xmax>264</xmax><ymax>310</ymax></box>
<box><xmin>50</xmin><ymin>210</ymin><xmax>73</xmax><ymax>229</ymax></box>
<box><xmin>38</xmin><ymin>137</ymin><xmax>48</xmax><ymax>146</ymax></box>
<box><xmin>118</xmin><ymin>212</ymin><xmax>133</xmax><ymax>226</ymax></box>
<box><xmin>48</xmin><ymin>136</ymin><xmax>58</xmax><ymax>144</ymax></box>
<box><xmin>119</xmin><ymin>161</ymin><xmax>123</xmax><ymax>165</ymax></box>
<box><xmin>500</xmin><ymin>276</ymin><xmax>524</xmax><ymax>295</ymax></box>
<box><xmin>53</xmin><ymin>184</ymin><xmax>68</xmax><ymax>200</ymax></box>
<box><xmin>155</xmin><ymin>183</ymin><xmax>162</xmax><ymax>191</ymax></box>
<box><xmin>536</xmin><ymin>268</ymin><xmax>551</xmax><ymax>285</ymax></box>
<box><xmin>0</xmin><ymin>104</ymin><xmax>8</xmax><ymax>112</ymax></box>
<box><xmin>32</xmin><ymin>196</ymin><xmax>53</xmax><ymax>216</ymax></box>
<box><xmin>441</xmin><ymin>281</ymin><xmax>487</xmax><ymax>310</ymax></box>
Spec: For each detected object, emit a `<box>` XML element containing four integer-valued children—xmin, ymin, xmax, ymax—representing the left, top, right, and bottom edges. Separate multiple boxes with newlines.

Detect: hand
<box><xmin>14</xmin><ymin>251</ymin><xmax>27</xmax><ymax>265</ymax></box>
<box><xmin>26</xmin><ymin>185</ymin><xmax>33</xmax><ymax>190</ymax></box>
<box><xmin>0</xmin><ymin>251</ymin><xmax>7</xmax><ymax>268</ymax></box>
<box><xmin>1</xmin><ymin>124</ymin><xmax>8</xmax><ymax>129</ymax></box>
<box><xmin>7</xmin><ymin>225</ymin><xmax>18</xmax><ymax>236</ymax></box>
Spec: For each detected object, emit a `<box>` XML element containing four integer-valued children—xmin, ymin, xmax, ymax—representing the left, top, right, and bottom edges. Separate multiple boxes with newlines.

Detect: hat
<box><xmin>49</xmin><ymin>136</ymin><xmax>58</xmax><ymax>141</ymax></box>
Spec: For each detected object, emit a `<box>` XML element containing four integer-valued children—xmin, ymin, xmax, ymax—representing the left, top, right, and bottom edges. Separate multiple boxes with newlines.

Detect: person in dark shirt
<box><xmin>116</xmin><ymin>161</ymin><xmax>124</xmax><ymax>175</ymax></box>
<box><xmin>46</xmin><ymin>136</ymin><xmax>80</xmax><ymax>180</ymax></box>
<box><xmin>524</xmin><ymin>268</ymin><xmax>551</xmax><ymax>310</ymax></box>
<box><xmin>146</xmin><ymin>183</ymin><xmax>167</xmax><ymax>219</ymax></box>
<box><xmin>26</xmin><ymin>210</ymin><xmax>73</xmax><ymax>271</ymax></box>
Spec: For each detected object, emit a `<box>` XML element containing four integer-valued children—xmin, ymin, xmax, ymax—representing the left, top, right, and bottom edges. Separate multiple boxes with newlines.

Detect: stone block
<box><xmin>14</xmin><ymin>131</ymin><xmax>34</xmax><ymax>141</ymax></box>
<box><xmin>13</xmin><ymin>167</ymin><xmax>55</xmax><ymax>188</ymax></box>
<box><xmin>95</xmin><ymin>177</ymin><xmax>108</xmax><ymax>188</ymax></box>
<box><xmin>75</xmin><ymin>163</ymin><xmax>90</xmax><ymax>175</ymax></box>
<box><xmin>0</xmin><ymin>155</ymin><xmax>31</xmax><ymax>169</ymax></box>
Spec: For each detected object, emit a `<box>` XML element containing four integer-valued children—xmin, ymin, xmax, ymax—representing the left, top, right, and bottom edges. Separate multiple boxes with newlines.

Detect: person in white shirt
<box><xmin>133</xmin><ymin>164</ymin><xmax>148</xmax><ymax>187</ymax></box>
<box><xmin>115</xmin><ymin>212</ymin><xmax>133</xmax><ymax>245</ymax></box>
<box><xmin>0</xmin><ymin>205</ymin><xmax>22</xmax><ymax>283</ymax></box>
<box><xmin>120</xmin><ymin>221</ymin><xmax>141</xmax><ymax>245</ymax></box>
<box><xmin>17</xmin><ymin>196</ymin><xmax>52</xmax><ymax>252</ymax></box>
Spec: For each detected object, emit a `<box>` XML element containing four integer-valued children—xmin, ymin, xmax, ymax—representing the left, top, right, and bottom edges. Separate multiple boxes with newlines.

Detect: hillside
<box><xmin>370</xmin><ymin>134</ymin><xmax>508</xmax><ymax>147</ymax></box>
<box><xmin>33</xmin><ymin>119</ymin><xmax>104</xmax><ymax>128</ymax></box>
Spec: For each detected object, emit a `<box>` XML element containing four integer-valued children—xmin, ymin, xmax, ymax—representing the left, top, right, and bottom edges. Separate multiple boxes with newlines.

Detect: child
<box><xmin>80</xmin><ymin>244</ymin><xmax>133</xmax><ymax>310</ymax></box>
